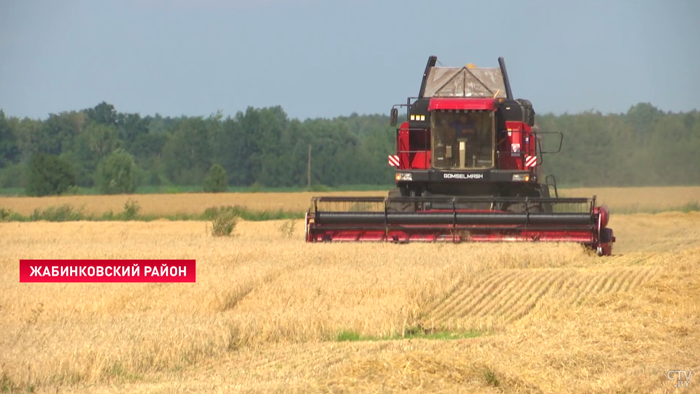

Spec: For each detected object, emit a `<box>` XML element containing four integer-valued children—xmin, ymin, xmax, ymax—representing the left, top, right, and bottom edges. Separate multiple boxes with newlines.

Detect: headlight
<box><xmin>512</xmin><ymin>173</ymin><xmax>530</xmax><ymax>182</ymax></box>
<box><xmin>396</xmin><ymin>173</ymin><xmax>412</xmax><ymax>181</ymax></box>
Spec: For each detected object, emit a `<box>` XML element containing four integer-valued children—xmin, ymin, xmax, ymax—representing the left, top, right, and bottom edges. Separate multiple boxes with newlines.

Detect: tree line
<box><xmin>537</xmin><ymin>103</ymin><xmax>700</xmax><ymax>187</ymax></box>
<box><xmin>0</xmin><ymin>102</ymin><xmax>697</xmax><ymax>196</ymax></box>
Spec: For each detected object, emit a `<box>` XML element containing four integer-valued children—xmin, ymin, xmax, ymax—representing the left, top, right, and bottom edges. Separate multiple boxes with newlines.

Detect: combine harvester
<box><xmin>305</xmin><ymin>56</ymin><xmax>615</xmax><ymax>256</ymax></box>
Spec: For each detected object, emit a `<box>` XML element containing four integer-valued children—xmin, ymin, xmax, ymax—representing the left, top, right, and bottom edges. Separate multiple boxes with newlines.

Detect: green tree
<box><xmin>117</xmin><ymin>112</ymin><xmax>149</xmax><ymax>151</ymax></box>
<box><xmin>0</xmin><ymin>111</ymin><xmax>20</xmax><ymax>168</ymax></box>
<box><xmin>162</xmin><ymin>117</ymin><xmax>214</xmax><ymax>185</ymax></box>
<box><xmin>625</xmin><ymin>103</ymin><xmax>662</xmax><ymax>146</ymax></box>
<box><xmin>13</xmin><ymin>117</ymin><xmax>43</xmax><ymax>161</ymax></box>
<box><xmin>85</xmin><ymin>101</ymin><xmax>117</xmax><ymax>126</ymax></box>
<box><xmin>25</xmin><ymin>153</ymin><xmax>76</xmax><ymax>196</ymax></box>
<box><xmin>203</xmin><ymin>163</ymin><xmax>227</xmax><ymax>193</ymax></box>
<box><xmin>130</xmin><ymin>132</ymin><xmax>168</xmax><ymax>185</ymax></box>
<box><xmin>30</xmin><ymin>112</ymin><xmax>84</xmax><ymax>156</ymax></box>
<box><xmin>218</xmin><ymin>114</ymin><xmax>250</xmax><ymax>186</ymax></box>
<box><xmin>72</xmin><ymin>122</ymin><xmax>122</xmax><ymax>186</ymax></box>
<box><xmin>96</xmin><ymin>149</ymin><xmax>138</xmax><ymax>194</ymax></box>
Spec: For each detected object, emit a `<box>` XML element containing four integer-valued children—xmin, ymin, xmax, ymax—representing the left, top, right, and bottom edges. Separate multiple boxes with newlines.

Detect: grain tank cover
<box><xmin>423</xmin><ymin>66</ymin><xmax>508</xmax><ymax>99</ymax></box>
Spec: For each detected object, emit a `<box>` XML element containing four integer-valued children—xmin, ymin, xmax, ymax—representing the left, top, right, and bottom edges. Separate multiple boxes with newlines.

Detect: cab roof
<box><xmin>423</xmin><ymin>66</ymin><xmax>508</xmax><ymax>99</ymax></box>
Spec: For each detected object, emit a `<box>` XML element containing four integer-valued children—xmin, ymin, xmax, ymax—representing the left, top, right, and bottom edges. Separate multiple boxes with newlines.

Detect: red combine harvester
<box><xmin>305</xmin><ymin>56</ymin><xmax>615</xmax><ymax>256</ymax></box>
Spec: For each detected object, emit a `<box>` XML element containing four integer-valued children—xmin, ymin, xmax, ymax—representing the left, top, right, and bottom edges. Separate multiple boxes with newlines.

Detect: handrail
<box><xmin>545</xmin><ymin>175</ymin><xmax>559</xmax><ymax>198</ymax></box>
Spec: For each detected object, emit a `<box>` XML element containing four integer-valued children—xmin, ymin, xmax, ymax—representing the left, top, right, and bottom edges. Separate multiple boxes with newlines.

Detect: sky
<box><xmin>1</xmin><ymin>0</ymin><xmax>698</xmax><ymax>120</ymax></box>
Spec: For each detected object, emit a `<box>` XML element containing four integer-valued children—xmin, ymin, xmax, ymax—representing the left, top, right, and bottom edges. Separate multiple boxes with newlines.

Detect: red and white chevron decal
<box><xmin>388</xmin><ymin>155</ymin><xmax>400</xmax><ymax>167</ymax></box>
<box><xmin>525</xmin><ymin>155</ymin><xmax>537</xmax><ymax>168</ymax></box>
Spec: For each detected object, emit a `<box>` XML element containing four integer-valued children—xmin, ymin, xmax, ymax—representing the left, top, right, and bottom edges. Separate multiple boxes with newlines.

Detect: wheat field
<box><xmin>1</xmin><ymin>208</ymin><xmax>699</xmax><ymax>393</ymax></box>
<box><xmin>1</xmin><ymin>185</ymin><xmax>699</xmax><ymax>216</ymax></box>
<box><xmin>559</xmin><ymin>186</ymin><xmax>700</xmax><ymax>212</ymax></box>
<box><xmin>0</xmin><ymin>191</ymin><xmax>381</xmax><ymax>216</ymax></box>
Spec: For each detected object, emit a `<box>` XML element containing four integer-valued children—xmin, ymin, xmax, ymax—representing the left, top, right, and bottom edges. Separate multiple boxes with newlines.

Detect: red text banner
<box><xmin>19</xmin><ymin>259</ymin><xmax>196</xmax><ymax>283</ymax></box>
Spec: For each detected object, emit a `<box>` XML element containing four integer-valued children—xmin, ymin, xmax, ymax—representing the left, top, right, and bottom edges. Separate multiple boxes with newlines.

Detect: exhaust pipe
<box><xmin>418</xmin><ymin>56</ymin><xmax>437</xmax><ymax>98</ymax></box>
<box><xmin>498</xmin><ymin>57</ymin><xmax>514</xmax><ymax>101</ymax></box>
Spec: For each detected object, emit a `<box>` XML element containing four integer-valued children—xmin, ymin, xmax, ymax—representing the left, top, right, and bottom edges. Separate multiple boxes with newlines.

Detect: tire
<box><xmin>539</xmin><ymin>184</ymin><xmax>554</xmax><ymax>213</ymax></box>
<box><xmin>386</xmin><ymin>188</ymin><xmax>415</xmax><ymax>212</ymax></box>
<box><xmin>526</xmin><ymin>203</ymin><xmax>543</xmax><ymax>213</ymax></box>
<box><xmin>504</xmin><ymin>202</ymin><xmax>543</xmax><ymax>213</ymax></box>
<box><xmin>503</xmin><ymin>189</ymin><xmax>546</xmax><ymax>213</ymax></box>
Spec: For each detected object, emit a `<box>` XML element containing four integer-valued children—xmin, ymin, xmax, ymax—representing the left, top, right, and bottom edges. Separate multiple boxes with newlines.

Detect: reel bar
<box><xmin>314</xmin><ymin>212</ymin><xmax>594</xmax><ymax>226</ymax></box>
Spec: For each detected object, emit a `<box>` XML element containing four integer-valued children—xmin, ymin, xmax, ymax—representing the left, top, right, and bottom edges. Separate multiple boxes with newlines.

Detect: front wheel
<box><xmin>386</xmin><ymin>188</ymin><xmax>415</xmax><ymax>212</ymax></box>
<box><xmin>597</xmin><ymin>228</ymin><xmax>614</xmax><ymax>256</ymax></box>
<box><xmin>503</xmin><ymin>201</ymin><xmax>543</xmax><ymax>213</ymax></box>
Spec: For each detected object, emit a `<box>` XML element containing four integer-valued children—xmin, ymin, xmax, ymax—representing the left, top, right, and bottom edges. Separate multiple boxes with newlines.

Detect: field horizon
<box><xmin>1</xmin><ymin>186</ymin><xmax>699</xmax><ymax>219</ymax></box>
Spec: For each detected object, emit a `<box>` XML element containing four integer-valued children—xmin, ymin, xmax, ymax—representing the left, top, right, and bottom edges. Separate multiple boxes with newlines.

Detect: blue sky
<box><xmin>1</xmin><ymin>0</ymin><xmax>698</xmax><ymax>120</ymax></box>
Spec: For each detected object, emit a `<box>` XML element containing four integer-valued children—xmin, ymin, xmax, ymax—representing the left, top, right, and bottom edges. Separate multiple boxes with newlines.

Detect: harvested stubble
<box><xmin>0</xmin><ymin>212</ymin><xmax>698</xmax><ymax>393</ymax></box>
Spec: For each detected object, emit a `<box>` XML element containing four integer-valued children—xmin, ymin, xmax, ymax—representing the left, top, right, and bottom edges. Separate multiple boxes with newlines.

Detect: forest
<box><xmin>0</xmin><ymin>101</ymin><xmax>698</xmax><ymax>195</ymax></box>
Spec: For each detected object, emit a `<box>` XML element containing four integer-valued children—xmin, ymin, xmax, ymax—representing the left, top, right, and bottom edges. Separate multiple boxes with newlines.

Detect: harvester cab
<box><xmin>305</xmin><ymin>56</ymin><xmax>615</xmax><ymax>256</ymax></box>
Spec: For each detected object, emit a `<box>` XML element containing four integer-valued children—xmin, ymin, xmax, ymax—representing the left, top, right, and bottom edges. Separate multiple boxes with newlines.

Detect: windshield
<box><xmin>431</xmin><ymin>111</ymin><xmax>495</xmax><ymax>170</ymax></box>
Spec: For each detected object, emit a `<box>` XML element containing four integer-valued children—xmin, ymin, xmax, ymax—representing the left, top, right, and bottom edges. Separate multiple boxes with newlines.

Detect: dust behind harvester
<box><xmin>305</xmin><ymin>56</ymin><xmax>615</xmax><ymax>256</ymax></box>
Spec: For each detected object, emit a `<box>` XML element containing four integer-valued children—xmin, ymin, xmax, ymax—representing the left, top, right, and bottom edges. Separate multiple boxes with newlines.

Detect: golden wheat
<box><xmin>0</xmin><ymin>191</ymin><xmax>382</xmax><ymax>216</ymax></box>
<box><xmin>0</xmin><ymin>212</ymin><xmax>698</xmax><ymax>393</ymax></box>
<box><xmin>560</xmin><ymin>185</ymin><xmax>700</xmax><ymax>212</ymax></box>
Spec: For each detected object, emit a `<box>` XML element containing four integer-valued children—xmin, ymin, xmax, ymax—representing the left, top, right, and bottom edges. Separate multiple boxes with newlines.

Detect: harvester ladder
<box><xmin>545</xmin><ymin>175</ymin><xmax>559</xmax><ymax>198</ymax></box>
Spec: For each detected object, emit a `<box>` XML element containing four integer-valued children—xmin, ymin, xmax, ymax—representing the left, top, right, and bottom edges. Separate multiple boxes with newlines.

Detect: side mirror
<box><xmin>390</xmin><ymin>108</ymin><xmax>398</xmax><ymax>127</ymax></box>
<box><xmin>536</xmin><ymin>131</ymin><xmax>563</xmax><ymax>154</ymax></box>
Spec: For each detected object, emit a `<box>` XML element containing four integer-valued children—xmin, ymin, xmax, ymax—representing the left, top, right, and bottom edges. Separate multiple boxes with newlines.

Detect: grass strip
<box><xmin>334</xmin><ymin>328</ymin><xmax>486</xmax><ymax>342</ymax></box>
